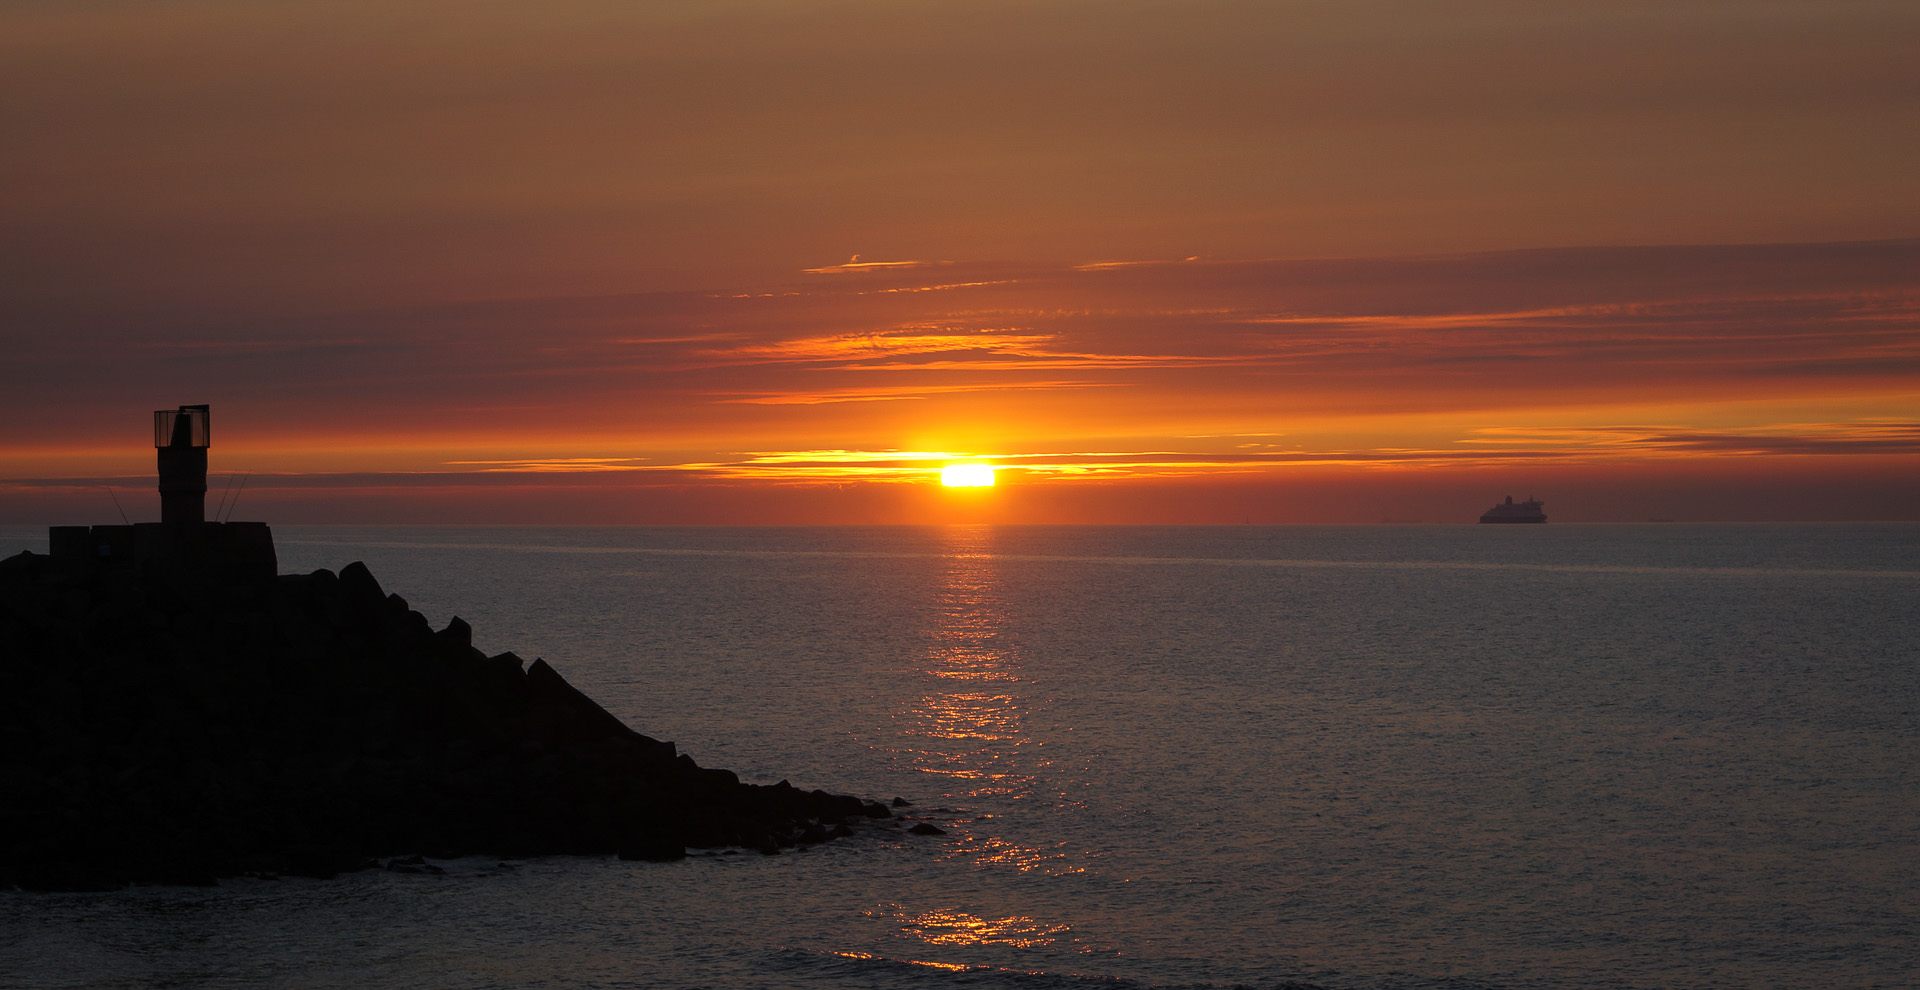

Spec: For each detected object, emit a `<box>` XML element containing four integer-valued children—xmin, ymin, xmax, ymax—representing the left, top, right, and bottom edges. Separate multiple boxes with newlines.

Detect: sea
<box><xmin>2</xmin><ymin>524</ymin><xmax>1916</xmax><ymax>990</ymax></box>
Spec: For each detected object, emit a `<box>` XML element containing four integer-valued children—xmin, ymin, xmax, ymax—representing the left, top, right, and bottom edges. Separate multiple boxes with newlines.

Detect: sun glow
<box><xmin>941</xmin><ymin>463</ymin><xmax>996</xmax><ymax>487</ymax></box>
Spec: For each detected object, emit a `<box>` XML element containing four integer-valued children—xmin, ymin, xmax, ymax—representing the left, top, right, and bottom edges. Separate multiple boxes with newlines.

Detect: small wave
<box><xmin>769</xmin><ymin>946</ymin><xmax>1335</xmax><ymax>990</ymax></box>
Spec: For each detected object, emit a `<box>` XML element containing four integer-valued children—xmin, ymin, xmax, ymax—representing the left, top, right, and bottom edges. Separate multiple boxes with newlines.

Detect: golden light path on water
<box><xmin>886</xmin><ymin>526</ymin><xmax>1085</xmax><ymax>956</ymax></box>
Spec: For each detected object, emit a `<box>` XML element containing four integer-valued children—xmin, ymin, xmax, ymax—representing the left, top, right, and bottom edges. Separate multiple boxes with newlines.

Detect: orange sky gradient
<box><xmin>3</xmin><ymin>1</ymin><xmax>1917</xmax><ymax>524</ymax></box>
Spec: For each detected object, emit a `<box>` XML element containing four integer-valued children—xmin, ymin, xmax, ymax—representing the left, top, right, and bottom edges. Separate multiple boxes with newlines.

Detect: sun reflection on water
<box><xmin>873</xmin><ymin>527</ymin><xmax>1094</xmax><ymax>958</ymax></box>
<box><xmin>896</xmin><ymin>527</ymin><xmax>1048</xmax><ymax>805</ymax></box>
<box><xmin>959</xmin><ymin>834</ymin><xmax>1086</xmax><ymax>875</ymax></box>
<box><xmin>867</xmin><ymin>906</ymin><xmax>1075</xmax><ymax>950</ymax></box>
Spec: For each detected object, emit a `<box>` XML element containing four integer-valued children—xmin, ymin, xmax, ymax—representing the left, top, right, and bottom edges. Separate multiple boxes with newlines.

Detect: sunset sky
<box><xmin>4</xmin><ymin>0</ymin><xmax>1917</xmax><ymax>523</ymax></box>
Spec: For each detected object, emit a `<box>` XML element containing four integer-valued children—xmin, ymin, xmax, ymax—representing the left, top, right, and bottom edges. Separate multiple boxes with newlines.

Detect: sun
<box><xmin>940</xmin><ymin>463</ymin><xmax>996</xmax><ymax>487</ymax></box>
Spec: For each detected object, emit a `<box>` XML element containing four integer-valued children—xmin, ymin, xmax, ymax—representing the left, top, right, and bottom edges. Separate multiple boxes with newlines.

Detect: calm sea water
<box><xmin>2</xmin><ymin>524</ymin><xmax>1916</xmax><ymax>990</ymax></box>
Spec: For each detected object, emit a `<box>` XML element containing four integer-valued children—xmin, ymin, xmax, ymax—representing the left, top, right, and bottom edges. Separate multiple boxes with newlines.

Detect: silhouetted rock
<box><xmin>908</xmin><ymin>823</ymin><xmax>945</xmax><ymax>836</ymax></box>
<box><xmin>385</xmin><ymin>855</ymin><xmax>445</xmax><ymax>875</ymax></box>
<box><xmin>337</xmin><ymin>560</ymin><xmax>386</xmax><ymax>607</ymax></box>
<box><xmin>436</xmin><ymin>614</ymin><xmax>473</xmax><ymax>652</ymax></box>
<box><xmin>0</xmin><ymin>550</ymin><xmax>894</xmax><ymax>891</ymax></box>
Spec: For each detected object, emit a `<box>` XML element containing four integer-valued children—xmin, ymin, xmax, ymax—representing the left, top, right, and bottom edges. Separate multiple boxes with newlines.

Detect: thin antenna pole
<box><xmin>102</xmin><ymin>486</ymin><xmax>130</xmax><ymax>525</ymax></box>
<box><xmin>214</xmin><ymin>472</ymin><xmax>239</xmax><ymax>521</ymax></box>
<box><xmin>223</xmin><ymin>473</ymin><xmax>251</xmax><ymax>522</ymax></box>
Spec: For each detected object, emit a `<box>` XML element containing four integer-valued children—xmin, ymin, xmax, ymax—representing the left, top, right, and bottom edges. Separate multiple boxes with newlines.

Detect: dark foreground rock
<box><xmin>0</xmin><ymin>550</ymin><xmax>893</xmax><ymax>891</ymax></box>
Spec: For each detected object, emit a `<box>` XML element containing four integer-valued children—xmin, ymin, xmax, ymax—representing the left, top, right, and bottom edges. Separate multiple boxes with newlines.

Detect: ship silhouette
<box><xmin>1479</xmin><ymin>495</ymin><xmax>1547</xmax><ymax>524</ymax></box>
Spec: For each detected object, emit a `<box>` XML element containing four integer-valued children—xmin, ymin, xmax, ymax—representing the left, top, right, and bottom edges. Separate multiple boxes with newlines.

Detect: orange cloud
<box><xmin>800</xmin><ymin>257</ymin><xmax>943</xmax><ymax>275</ymax></box>
<box><xmin>713</xmin><ymin>381</ymin><xmax>1116</xmax><ymax>406</ymax></box>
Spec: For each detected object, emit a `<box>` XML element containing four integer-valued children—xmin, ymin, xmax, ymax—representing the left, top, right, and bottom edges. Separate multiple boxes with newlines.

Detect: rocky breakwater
<box><xmin>0</xmin><ymin>550</ymin><xmax>895</xmax><ymax>891</ymax></box>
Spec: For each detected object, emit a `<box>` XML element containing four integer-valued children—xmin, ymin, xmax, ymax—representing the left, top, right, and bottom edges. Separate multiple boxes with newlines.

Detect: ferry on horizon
<box><xmin>1480</xmin><ymin>495</ymin><xmax>1547</xmax><ymax>524</ymax></box>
